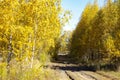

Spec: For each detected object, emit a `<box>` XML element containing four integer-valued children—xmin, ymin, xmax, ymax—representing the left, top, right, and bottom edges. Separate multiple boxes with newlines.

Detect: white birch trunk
<box><xmin>31</xmin><ymin>20</ymin><xmax>37</xmax><ymax>68</ymax></box>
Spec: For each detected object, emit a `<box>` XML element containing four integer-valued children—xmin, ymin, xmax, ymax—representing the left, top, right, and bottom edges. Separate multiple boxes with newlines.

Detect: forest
<box><xmin>70</xmin><ymin>0</ymin><xmax>120</xmax><ymax>70</ymax></box>
<box><xmin>0</xmin><ymin>0</ymin><xmax>120</xmax><ymax>80</ymax></box>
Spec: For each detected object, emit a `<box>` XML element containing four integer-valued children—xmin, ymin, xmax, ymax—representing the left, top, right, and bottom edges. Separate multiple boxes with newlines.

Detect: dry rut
<box><xmin>47</xmin><ymin>54</ymin><xmax>119</xmax><ymax>80</ymax></box>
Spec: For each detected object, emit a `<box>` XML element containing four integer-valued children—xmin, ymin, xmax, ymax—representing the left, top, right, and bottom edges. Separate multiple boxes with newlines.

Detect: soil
<box><xmin>46</xmin><ymin>54</ymin><xmax>120</xmax><ymax>80</ymax></box>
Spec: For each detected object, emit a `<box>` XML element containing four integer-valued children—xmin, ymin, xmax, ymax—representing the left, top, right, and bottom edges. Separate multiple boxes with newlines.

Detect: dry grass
<box><xmin>97</xmin><ymin>71</ymin><xmax>120</xmax><ymax>80</ymax></box>
<box><xmin>0</xmin><ymin>60</ymin><xmax>59</xmax><ymax>80</ymax></box>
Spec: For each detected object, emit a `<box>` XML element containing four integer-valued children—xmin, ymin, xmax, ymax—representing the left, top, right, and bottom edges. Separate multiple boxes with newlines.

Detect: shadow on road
<box><xmin>51</xmin><ymin>54</ymin><xmax>96</xmax><ymax>72</ymax></box>
<box><xmin>51</xmin><ymin>65</ymin><xmax>96</xmax><ymax>72</ymax></box>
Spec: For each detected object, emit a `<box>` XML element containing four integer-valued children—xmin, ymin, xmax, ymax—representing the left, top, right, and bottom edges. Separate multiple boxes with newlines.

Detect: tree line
<box><xmin>69</xmin><ymin>0</ymin><xmax>120</xmax><ymax>70</ymax></box>
<box><xmin>0</xmin><ymin>0</ymin><xmax>70</xmax><ymax>79</ymax></box>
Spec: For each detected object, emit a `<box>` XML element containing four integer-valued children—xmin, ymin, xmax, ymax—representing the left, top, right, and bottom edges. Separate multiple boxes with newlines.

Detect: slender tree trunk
<box><xmin>7</xmin><ymin>34</ymin><xmax>12</xmax><ymax>73</ymax></box>
<box><xmin>26</xmin><ymin>34</ymin><xmax>31</xmax><ymax>62</ymax></box>
<box><xmin>31</xmin><ymin>21</ymin><xmax>37</xmax><ymax>68</ymax></box>
<box><xmin>31</xmin><ymin>40</ymin><xmax>35</xmax><ymax>68</ymax></box>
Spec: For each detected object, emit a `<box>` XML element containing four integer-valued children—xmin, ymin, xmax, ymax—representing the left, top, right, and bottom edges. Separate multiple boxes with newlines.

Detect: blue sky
<box><xmin>62</xmin><ymin>0</ymin><xmax>105</xmax><ymax>31</ymax></box>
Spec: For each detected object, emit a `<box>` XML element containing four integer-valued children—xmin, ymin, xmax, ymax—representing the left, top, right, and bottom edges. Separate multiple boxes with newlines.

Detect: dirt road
<box><xmin>47</xmin><ymin>54</ymin><xmax>119</xmax><ymax>80</ymax></box>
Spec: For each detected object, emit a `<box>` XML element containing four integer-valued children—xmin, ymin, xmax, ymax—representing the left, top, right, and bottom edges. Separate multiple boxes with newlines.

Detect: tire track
<box><xmin>80</xmin><ymin>71</ymin><xmax>97</xmax><ymax>80</ymax></box>
<box><xmin>96</xmin><ymin>72</ymin><xmax>119</xmax><ymax>80</ymax></box>
<box><xmin>65</xmin><ymin>71</ymin><xmax>74</xmax><ymax>80</ymax></box>
<box><xmin>47</xmin><ymin>54</ymin><xmax>119</xmax><ymax>80</ymax></box>
<box><xmin>65</xmin><ymin>71</ymin><xmax>98</xmax><ymax>80</ymax></box>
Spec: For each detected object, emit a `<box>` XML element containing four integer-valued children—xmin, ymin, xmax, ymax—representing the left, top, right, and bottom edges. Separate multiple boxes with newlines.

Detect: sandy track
<box><xmin>46</xmin><ymin>54</ymin><xmax>119</xmax><ymax>80</ymax></box>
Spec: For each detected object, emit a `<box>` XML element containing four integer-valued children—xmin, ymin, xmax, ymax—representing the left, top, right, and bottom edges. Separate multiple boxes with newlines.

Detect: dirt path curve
<box><xmin>46</xmin><ymin>54</ymin><xmax>119</xmax><ymax>80</ymax></box>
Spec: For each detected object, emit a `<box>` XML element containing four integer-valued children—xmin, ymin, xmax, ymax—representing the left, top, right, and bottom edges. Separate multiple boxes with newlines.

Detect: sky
<box><xmin>62</xmin><ymin>0</ymin><xmax>105</xmax><ymax>31</ymax></box>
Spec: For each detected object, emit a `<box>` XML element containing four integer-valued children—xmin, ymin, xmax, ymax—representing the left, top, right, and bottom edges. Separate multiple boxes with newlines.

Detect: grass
<box><xmin>0</xmin><ymin>60</ymin><xmax>59</xmax><ymax>80</ymax></box>
<box><xmin>97</xmin><ymin>71</ymin><xmax>120</xmax><ymax>80</ymax></box>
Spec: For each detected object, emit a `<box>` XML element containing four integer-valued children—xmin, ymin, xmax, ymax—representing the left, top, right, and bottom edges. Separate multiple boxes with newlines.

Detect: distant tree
<box><xmin>70</xmin><ymin>1</ymin><xmax>99</xmax><ymax>63</ymax></box>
